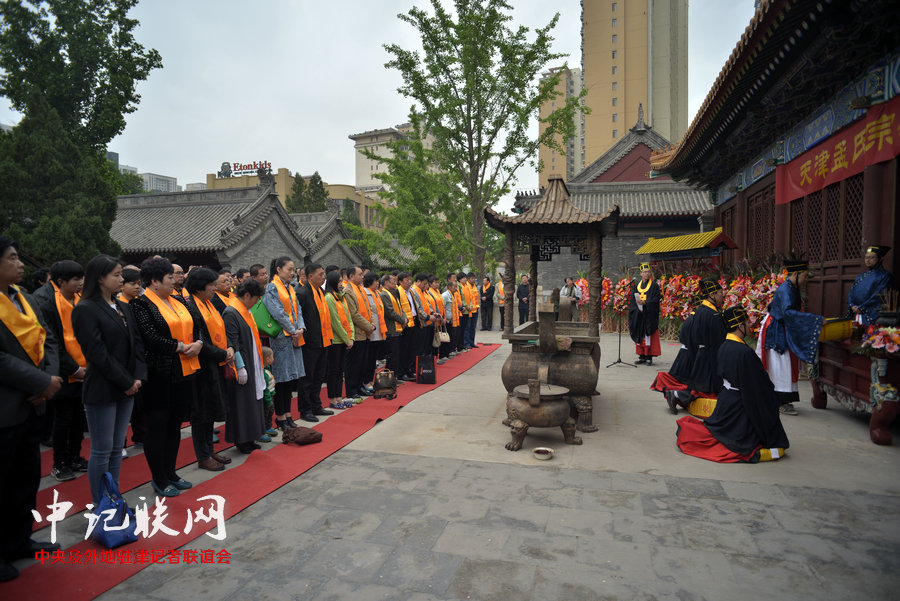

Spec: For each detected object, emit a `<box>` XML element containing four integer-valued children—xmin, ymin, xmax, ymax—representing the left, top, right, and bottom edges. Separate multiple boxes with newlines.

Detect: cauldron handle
<box><xmin>528</xmin><ymin>379</ymin><xmax>541</xmax><ymax>407</ymax></box>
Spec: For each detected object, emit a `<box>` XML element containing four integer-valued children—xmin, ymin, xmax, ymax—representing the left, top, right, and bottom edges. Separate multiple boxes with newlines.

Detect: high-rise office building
<box><xmin>538</xmin><ymin>0</ymin><xmax>688</xmax><ymax>183</ymax></box>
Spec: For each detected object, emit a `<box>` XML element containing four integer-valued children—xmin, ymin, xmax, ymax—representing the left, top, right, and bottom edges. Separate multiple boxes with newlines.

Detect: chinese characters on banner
<box><xmin>31</xmin><ymin>490</ymin><xmax>226</xmax><ymax>544</ymax></box>
<box><xmin>776</xmin><ymin>94</ymin><xmax>900</xmax><ymax>204</ymax></box>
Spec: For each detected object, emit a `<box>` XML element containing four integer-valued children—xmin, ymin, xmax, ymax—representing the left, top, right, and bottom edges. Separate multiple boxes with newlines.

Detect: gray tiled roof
<box><xmin>515</xmin><ymin>181</ymin><xmax>709</xmax><ymax>218</ymax></box>
<box><xmin>112</xmin><ymin>188</ymin><xmax>261</xmax><ymax>253</ymax></box>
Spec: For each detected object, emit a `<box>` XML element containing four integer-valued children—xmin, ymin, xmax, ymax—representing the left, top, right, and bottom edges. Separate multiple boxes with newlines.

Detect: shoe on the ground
<box><xmin>168</xmin><ymin>478</ymin><xmax>193</xmax><ymax>490</ymax></box>
<box><xmin>665</xmin><ymin>391</ymin><xmax>679</xmax><ymax>415</ymax></box>
<box><xmin>265</xmin><ymin>427</ymin><xmax>278</xmax><ymax>437</ymax></box>
<box><xmin>646</xmin><ymin>357</ymin><xmax>653</xmax><ymax>366</ymax></box>
<box><xmin>285</xmin><ymin>416</ymin><xmax>299</xmax><ymax>428</ymax></box>
<box><xmin>210</xmin><ymin>452</ymin><xmax>231</xmax><ymax>464</ymax></box>
<box><xmin>361</xmin><ymin>385</ymin><xmax>374</xmax><ymax>394</ymax></box>
<box><xmin>121</xmin><ymin>448</ymin><xmax>128</xmax><ymax>458</ymax></box>
<box><xmin>152</xmin><ymin>481</ymin><xmax>180</xmax><ymax>497</ymax></box>
<box><xmin>400</xmin><ymin>375</ymin><xmax>416</xmax><ymax>382</ymax></box>
<box><xmin>0</xmin><ymin>559</ymin><xmax>18</xmax><ymax>582</ymax></box>
<box><xmin>300</xmin><ymin>413</ymin><xmax>319</xmax><ymax>423</ymax></box>
<box><xmin>329</xmin><ymin>400</ymin><xmax>345</xmax><ymax>409</ymax></box>
<box><xmin>257</xmin><ymin>434</ymin><xmax>272</xmax><ymax>443</ymax></box>
<box><xmin>51</xmin><ymin>464</ymin><xmax>76</xmax><ymax>482</ymax></box>
<box><xmin>313</xmin><ymin>408</ymin><xmax>335</xmax><ymax>416</ymax></box>
<box><xmin>70</xmin><ymin>456</ymin><xmax>88</xmax><ymax>471</ymax></box>
<box><xmin>212</xmin><ymin>434</ymin><xmax>219</xmax><ymax>444</ymax></box>
<box><xmin>635</xmin><ymin>357</ymin><xmax>647</xmax><ymax>364</ymax></box>
<box><xmin>198</xmin><ymin>457</ymin><xmax>224</xmax><ymax>471</ymax></box>
<box><xmin>132</xmin><ymin>441</ymin><xmax>144</xmax><ymax>448</ymax></box>
<box><xmin>779</xmin><ymin>403</ymin><xmax>799</xmax><ymax>415</ymax></box>
<box><xmin>237</xmin><ymin>442</ymin><xmax>261</xmax><ymax>454</ymax></box>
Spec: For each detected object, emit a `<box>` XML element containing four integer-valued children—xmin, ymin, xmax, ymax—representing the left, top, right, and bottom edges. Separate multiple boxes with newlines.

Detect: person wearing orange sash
<box><xmin>183</xmin><ymin>268</ymin><xmax>235</xmax><ymax>470</ymax></box>
<box><xmin>497</xmin><ymin>277</ymin><xmax>506</xmax><ymax>331</ymax></box>
<box><xmin>324</xmin><ymin>270</ymin><xmax>354</xmax><ymax>406</ymax></box>
<box><xmin>211</xmin><ymin>269</ymin><xmax>233</xmax><ymax>313</ymax></box>
<box><xmin>463</xmin><ymin>272</ymin><xmax>480</xmax><ymax>348</ymax></box>
<box><xmin>380</xmin><ymin>273</ymin><xmax>406</xmax><ymax>380</ymax></box>
<box><xmin>441</xmin><ymin>274</ymin><xmax>461</xmax><ymax>359</ymax></box>
<box><xmin>427</xmin><ymin>276</ymin><xmax>447</xmax><ymax>363</ymax></box>
<box><xmin>479</xmin><ymin>276</ymin><xmax>494</xmax><ymax>331</ymax></box>
<box><xmin>262</xmin><ymin>257</ymin><xmax>306</xmax><ymax>427</ymax></box>
<box><xmin>0</xmin><ymin>236</ymin><xmax>62</xmax><ymax>580</ymax></box>
<box><xmin>396</xmin><ymin>271</ymin><xmax>418</xmax><ymax>381</ymax></box>
<box><xmin>131</xmin><ymin>256</ymin><xmax>203</xmax><ymax>498</ymax></box>
<box><xmin>39</xmin><ymin>260</ymin><xmax>88</xmax><ymax>482</ymax></box>
<box><xmin>363</xmin><ymin>273</ymin><xmax>388</xmax><ymax>389</ymax></box>
<box><xmin>171</xmin><ymin>264</ymin><xmax>185</xmax><ymax>299</ymax></box>
<box><xmin>223</xmin><ymin>279</ymin><xmax>268</xmax><ymax>454</ymax></box>
<box><xmin>410</xmin><ymin>273</ymin><xmax>439</xmax><ymax>361</ymax></box>
<box><xmin>118</xmin><ymin>267</ymin><xmax>142</xmax><ymax>304</ymax></box>
<box><xmin>342</xmin><ymin>266</ymin><xmax>375</xmax><ymax>398</ymax></box>
<box><xmin>296</xmin><ymin>264</ymin><xmax>335</xmax><ymax>422</ymax></box>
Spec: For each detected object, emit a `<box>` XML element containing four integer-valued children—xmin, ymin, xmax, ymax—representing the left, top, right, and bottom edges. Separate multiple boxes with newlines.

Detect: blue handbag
<box><xmin>91</xmin><ymin>472</ymin><xmax>139</xmax><ymax>549</ymax></box>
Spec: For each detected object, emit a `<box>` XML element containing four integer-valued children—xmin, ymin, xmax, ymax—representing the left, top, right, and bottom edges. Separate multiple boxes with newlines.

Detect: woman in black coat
<box><xmin>131</xmin><ymin>257</ymin><xmax>203</xmax><ymax>498</ymax></box>
<box><xmin>72</xmin><ymin>255</ymin><xmax>147</xmax><ymax>507</ymax></box>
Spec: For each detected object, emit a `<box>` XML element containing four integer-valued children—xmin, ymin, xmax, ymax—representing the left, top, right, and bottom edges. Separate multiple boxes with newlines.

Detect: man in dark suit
<box><xmin>0</xmin><ymin>236</ymin><xmax>63</xmax><ymax>581</ymax></box>
<box><xmin>479</xmin><ymin>276</ymin><xmax>494</xmax><ymax>331</ymax></box>
<box><xmin>516</xmin><ymin>275</ymin><xmax>530</xmax><ymax>325</ymax></box>
<box><xmin>296</xmin><ymin>264</ymin><xmax>334</xmax><ymax>422</ymax></box>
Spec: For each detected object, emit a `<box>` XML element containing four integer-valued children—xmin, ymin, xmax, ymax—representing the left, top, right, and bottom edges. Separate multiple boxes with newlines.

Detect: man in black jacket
<box><xmin>0</xmin><ymin>236</ymin><xmax>62</xmax><ymax>581</ymax></box>
<box><xmin>296</xmin><ymin>264</ymin><xmax>334</xmax><ymax>422</ymax></box>
<box><xmin>516</xmin><ymin>275</ymin><xmax>530</xmax><ymax>325</ymax></box>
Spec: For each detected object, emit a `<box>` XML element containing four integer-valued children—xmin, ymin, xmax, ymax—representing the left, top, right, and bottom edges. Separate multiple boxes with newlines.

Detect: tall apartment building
<box><xmin>140</xmin><ymin>172</ymin><xmax>178</xmax><ymax>193</ymax></box>
<box><xmin>538</xmin><ymin>0</ymin><xmax>688</xmax><ymax>184</ymax></box>
<box><xmin>538</xmin><ymin>66</ymin><xmax>585</xmax><ymax>189</ymax></box>
<box><xmin>348</xmin><ymin>123</ymin><xmax>435</xmax><ymax>193</ymax></box>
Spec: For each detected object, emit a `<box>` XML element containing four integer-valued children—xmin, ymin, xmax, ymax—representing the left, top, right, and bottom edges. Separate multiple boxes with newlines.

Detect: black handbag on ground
<box><xmin>416</xmin><ymin>354</ymin><xmax>436</xmax><ymax>384</ymax></box>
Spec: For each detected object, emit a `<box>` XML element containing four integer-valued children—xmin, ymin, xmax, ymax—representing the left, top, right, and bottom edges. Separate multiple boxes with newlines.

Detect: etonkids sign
<box><xmin>216</xmin><ymin>161</ymin><xmax>272</xmax><ymax>178</ymax></box>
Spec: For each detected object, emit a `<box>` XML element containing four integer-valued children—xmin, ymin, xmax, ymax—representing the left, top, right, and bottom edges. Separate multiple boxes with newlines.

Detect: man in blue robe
<box><xmin>756</xmin><ymin>259</ymin><xmax>824</xmax><ymax>416</ymax></box>
<box><xmin>847</xmin><ymin>245</ymin><xmax>894</xmax><ymax>325</ymax></box>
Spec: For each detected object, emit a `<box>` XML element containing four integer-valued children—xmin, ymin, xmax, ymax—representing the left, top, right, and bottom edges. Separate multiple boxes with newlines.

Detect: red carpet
<box><xmin>7</xmin><ymin>343</ymin><xmax>500</xmax><ymax>600</ymax></box>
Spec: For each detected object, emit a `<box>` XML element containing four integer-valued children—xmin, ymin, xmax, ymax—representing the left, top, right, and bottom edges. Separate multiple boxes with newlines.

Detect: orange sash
<box><xmin>227</xmin><ymin>296</ymin><xmax>263</xmax><ymax>370</ymax></box>
<box><xmin>54</xmin><ymin>289</ymin><xmax>86</xmax><ymax>382</ymax></box>
<box><xmin>117</xmin><ymin>293</ymin><xmax>131</xmax><ymax>304</ymax></box>
<box><xmin>143</xmin><ymin>288</ymin><xmax>200</xmax><ymax>377</ymax></box>
<box><xmin>215</xmin><ymin>291</ymin><xmax>231</xmax><ymax>306</ymax></box>
<box><xmin>466</xmin><ymin>283</ymin><xmax>479</xmax><ymax>313</ymax></box>
<box><xmin>429</xmin><ymin>289</ymin><xmax>445</xmax><ymax>321</ymax></box>
<box><xmin>497</xmin><ymin>281</ymin><xmax>505</xmax><ymax>305</ymax></box>
<box><xmin>350</xmin><ymin>283</ymin><xmax>371</xmax><ymax>321</ymax></box>
<box><xmin>411</xmin><ymin>286</ymin><xmax>432</xmax><ymax>324</ymax></box>
<box><xmin>272</xmin><ymin>275</ymin><xmax>298</xmax><ymax>337</ymax></box>
<box><xmin>398</xmin><ymin>287</ymin><xmax>414</xmax><ymax>327</ymax></box>
<box><xmin>0</xmin><ymin>285</ymin><xmax>46</xmax><ymax>365</ymax></box>
<box><xmin>451</xmin><ymin>289</ymin><xmax>462</xmax><ymax>327</ymax></box>
<box><xmin>386</xmin><ymin>290</ymin><xmax>404</xmax><ymax>330</ymax></box>
<box><xmin>371</xmin><ymin>288</ymin><xmax>387</xmax><ymax>337</ymax></box>
<box><xmin>194</xmin><ymin>296</ymin><xmax>229</xmax><ymax>366</ymax></box>
<box><xmin>312</xmin><ymin>285</ymin><xmax>333</xmax><ymax>347</ymax></box>
<box><xmin>330</xmin><ymin>292</ymin><xmax>353</xmax><ymax>339</ymax></box>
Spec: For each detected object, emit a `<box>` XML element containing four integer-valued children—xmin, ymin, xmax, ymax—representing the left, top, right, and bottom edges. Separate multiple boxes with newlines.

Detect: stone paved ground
<box><xmin>89</xmin><ymin>330</ymin><xmax>900</xmax><ymax>601</ymax></box>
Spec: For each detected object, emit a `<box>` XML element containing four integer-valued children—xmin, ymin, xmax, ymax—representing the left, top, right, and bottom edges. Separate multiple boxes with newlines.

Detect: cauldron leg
<box><xmin>870</xmin><ymin>400</ymin><xmax>899</xmax><ymax>446</ymax></box>
<box><xmin>506</xmin><ymin>419</ymin><xmax>528</xmax><ymax>451</ymax></box>
<box><xmin>562</xmin><ymin>418</ymin><xmax>583</xmax><ymax>445</ymax></box>
<box><xmin>502</xmin><ymin>393</ymin><xmax>514</xmax><ymax>427</ymax></box>
<box><xmin>810</xmin><ymin>378</ymin><xmax>827</xmax><ymax>409</ymax></box>
<box><xmin>571</xmin><ymin>395</ymin><xmax>599</xmax><ymax>433</ymax></box>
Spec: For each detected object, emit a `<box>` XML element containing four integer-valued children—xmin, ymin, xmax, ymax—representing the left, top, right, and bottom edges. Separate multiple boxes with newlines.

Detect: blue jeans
<box><xmin>83</xmin><ymin>398</ymin><xmax>134</xmax><ymax>507</ymax></box>
<box><xmin>464</xmin><ymin>310</ymin><xmax>478</xmax><ymax>347</ymax></box>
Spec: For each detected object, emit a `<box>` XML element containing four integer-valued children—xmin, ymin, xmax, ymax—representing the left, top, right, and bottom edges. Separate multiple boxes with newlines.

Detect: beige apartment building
<box><xmin>538</xmin><ymin>66</ymin><xmax>585</xmax><ymax>189</ymax></box>
<box><xmin>539</xmin><ymin>0</ymin><xmax>688</xmax><ymax>185</ymax></box>
<box><xmin>348</xmin><ymin>123</ymin><xmax>435</xmax><ymax>192</ymax></box>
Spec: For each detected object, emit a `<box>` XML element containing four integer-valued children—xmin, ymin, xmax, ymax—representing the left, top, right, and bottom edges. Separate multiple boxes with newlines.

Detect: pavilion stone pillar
<box><xmin>588</xmin><ymin>228</ymin><xmax>602</xmax><ymax>334</ymax></box>
<box><xmin>503</xmin><ymin>223</ymin><xmax>516</xmax><ymax>336</ymax></box>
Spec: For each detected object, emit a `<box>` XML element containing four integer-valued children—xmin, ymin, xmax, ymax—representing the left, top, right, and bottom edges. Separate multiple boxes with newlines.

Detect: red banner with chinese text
<box><xmin>776</xmin><ymin>95</ymin><xmax>900</xmax><ymax>204</ymax></box>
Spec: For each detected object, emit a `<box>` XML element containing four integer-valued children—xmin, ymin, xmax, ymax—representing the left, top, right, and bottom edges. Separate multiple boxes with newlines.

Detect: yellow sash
<box><xmin>0</xmin><ymin>285</ymin><xmax>46</xmax><ymax>365</ymax></box>
<box><xmin>351</xmin><ymin>283</ymin><xmax>372</xmax><ymax>321</ymax></box>
<box><xmin>398</xmin><ymin>288</ymin><xmax>414</xmax><ymax>327</ymax></box>
<box><xmin>272</xmin><ymin>275</ymin><xmax>297</xmax><ymax>336</ymax></box>
<box><xmin>195</xmin><ymin>296</ymin><xmax>229</xmax><ymax>366</ymax></box>
<box><xmin>386</xmin><ymin>290</ymin><xmax>404</xmax><ymax>331</ymax></box>
<box><xmin>497</xmin><ymin>281</ymin><xmax>505</xmax><ymax>305</ymax></box>
<box><xmin>227</xmin><ymin>296</ymin><xmax>263</xmax><ymax>370</ymax></box>
<box><xmin>55</xmin><ymin>289</ymin><xmax>86</xmax><ymax>382</ymax></box>
<box><xmin>371</xmin><ymin>289</ymin><xmax>387</xmax><ymax>337</ymax></box>
<box><xmin>312</xmin><ymin>285</ymin><xmax>333</xmax><ymax>347</ymax></box>
<box><xmin>330</xmin><ymin>292</ymin><xmax>353</xmax><ymax>339</ymax></box>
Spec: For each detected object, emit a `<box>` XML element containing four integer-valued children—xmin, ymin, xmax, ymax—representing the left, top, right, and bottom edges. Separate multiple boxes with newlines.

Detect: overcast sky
<box><xmin>1</xmin><ymin>0</ymin><xmax>756</xmax><ymax>212</ymax></box>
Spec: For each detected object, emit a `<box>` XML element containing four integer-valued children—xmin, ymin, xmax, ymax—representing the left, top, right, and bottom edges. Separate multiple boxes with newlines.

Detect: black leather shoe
<box><xmin>646</xmin><ymin>358</ymin><xmax>653</xmax><ymax>366</ymax></box>
<box><xmin>635</xmin><ymin>357</ymin><xmax>647</xmax><ymax>364</ymax></box>
<box><xmin>300</xmin><ymin>413</ymin><xmax>319</xmax><ymax>423</ymax></box>
<box><xmin>0</xmin><ymin>560</ymin><xmax>18</xmax><ymax>582</ymax></box>
<box><xmin>312</xmin><ymin>408</ymin><xmax>334</xmax><ymax>416</ymax></box>
<box><xmin>5</xmin><ymin>540</ymin><xmax>60</xmax><ymax>561</ymax></box>
<box><xmin>285</xmin><ymin>416</ymin><xmax>298</xmax><ymax>428</ymax></box>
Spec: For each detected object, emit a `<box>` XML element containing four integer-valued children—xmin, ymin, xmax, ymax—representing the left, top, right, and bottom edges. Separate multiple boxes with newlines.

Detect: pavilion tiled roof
<box><xmin>486</xmin><ymin>176</ymin><xmax>618</xmax><ymax>231</ymax></box>
<box><xmin>514</xmin><ymin>181</ymin><xmax>709</xmax><ymax>218</ymax></box>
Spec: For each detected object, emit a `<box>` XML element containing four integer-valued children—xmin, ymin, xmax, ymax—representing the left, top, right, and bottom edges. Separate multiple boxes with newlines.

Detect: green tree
<box><xmin>344</xmin><ymin>113</ymin><xmax>471</xmax><ymax>275</ymax></box>
<box><xmin>0</xmin><ymin>95</ymin><xmax>121</xmax><ymax>265</ymax></box>
<box><xmin>0</xmin><ymin>0</ymin><xmax>163</xmax><ymax>150</ymax></box>
<box><xmin>285</xmin><ymin>173</ymin><xmax>308</xmax><ymax>212</ymax></box>
<box><xmin>384</xmin><ymin>0</ymin><xmax>585</xmax><ymax>275</ymax></box>
<box><xmin>108</xmin><ymin>165</ymin><xmax>144</xmax><ymax>195</ymax></box>
<box><xmin>285</xmin><ymin>171</ymin><xmax>329</xmax><ymax>213</ymax></box>
<box><xmin>306</xmin><ymin>171</ymin><xmax>329</xmax><ymax>212</ymax></box>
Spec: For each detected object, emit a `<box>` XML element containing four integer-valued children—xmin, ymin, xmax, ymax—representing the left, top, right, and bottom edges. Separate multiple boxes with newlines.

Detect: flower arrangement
<box><xmin>860</xmin><ymin>326</ymin><xmax>900</xmax><ymax>354</ymax></box>
<box><xmin>574</xmin><ymin>277</ymin><xmax>589</xmax><ymax>308</ymax></box>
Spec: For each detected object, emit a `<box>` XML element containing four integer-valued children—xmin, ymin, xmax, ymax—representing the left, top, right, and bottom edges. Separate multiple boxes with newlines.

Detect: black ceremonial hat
<box><xmin>866</xmin><ymin>245</ymin><xmax>891</xmax><ymax>257</ymax></box>
<box><xmin>723</xmin><ymin>306</ymin><xmax>748</xmax><ymax>330</ymax></box>
<box><xmin>783</xmin><ymin>258</ymin><xmax>808</xmax><ymax>273</ymax></box>
<box><xmin>698</xmin><ymin>278</ymin><xmax>720</xmax><ymax>296</ymax></box>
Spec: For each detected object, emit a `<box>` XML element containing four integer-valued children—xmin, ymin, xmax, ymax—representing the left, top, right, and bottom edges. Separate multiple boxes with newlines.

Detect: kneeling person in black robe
<box><xmin>676</xmin><ymin>307</ymin><xmax>789</xmax><ymax>463</ymax></box>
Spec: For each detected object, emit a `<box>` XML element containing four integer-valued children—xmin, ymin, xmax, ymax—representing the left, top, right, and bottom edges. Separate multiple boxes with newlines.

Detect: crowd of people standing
<box><xmin>0</xmin><ymin>233</ymin><xmax>510</xmax><ymax>581</ymax></box>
